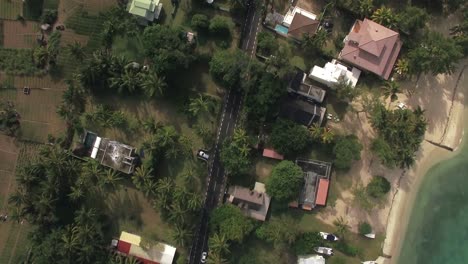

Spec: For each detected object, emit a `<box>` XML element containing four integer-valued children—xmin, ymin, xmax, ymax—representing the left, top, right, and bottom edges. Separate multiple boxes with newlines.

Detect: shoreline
<box><xmin>382</xmin><ymin>63</ymin><xmax>467</xmax><ymax>263</ymax></box>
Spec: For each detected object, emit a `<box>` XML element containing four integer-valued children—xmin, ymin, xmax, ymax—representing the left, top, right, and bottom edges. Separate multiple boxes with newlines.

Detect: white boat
<box><xmin>319</xmin><ymin>232</ymin><xmax>339</xmax><ymax>241</ymax></box>
<box><xmin>314</xmin><ymin>246</ymin><xmax>334</xmax><ymax>256</ymax></box>
<box><xmin>364</xmin><ymin>233</ymin><xmax>376</xmax><ymax>239</ymax></box>
<box><xmin>362</xmin><ymin>261</ymin><xmax>377</xmax><ymax>264</ymax></box>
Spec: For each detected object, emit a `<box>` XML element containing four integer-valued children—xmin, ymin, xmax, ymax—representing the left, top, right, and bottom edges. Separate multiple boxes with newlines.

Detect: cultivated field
<box><xmin>2</xmin><ymin>20</ymin><xmax>40</xmax><ymax>49</ymax></box>
<box><xmin>0</xmin><ymin>0</ymin><xmax>22</xmax><ymax>20</ymax></box>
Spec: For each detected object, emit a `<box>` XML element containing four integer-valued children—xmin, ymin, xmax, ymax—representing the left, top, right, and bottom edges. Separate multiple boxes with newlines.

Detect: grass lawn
<box><xmin>43</xmin><ymin>0</ymin><xmax>59</xmax><ymax>10</ymax></box>
<box><xmin>0</xmin><ymin>0</ymin><xmax>23</xmax><ymax>20</ymax></box>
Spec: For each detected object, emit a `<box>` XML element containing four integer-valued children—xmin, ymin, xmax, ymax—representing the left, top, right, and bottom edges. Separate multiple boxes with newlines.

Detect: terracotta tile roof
<box><xmin>339</xmin><ymin>19</ymin><xmax>402</xmax><ymax>80</ymax></box>
<box><xmin>288</xmin><ymin>13</ymin><xmax>319</xmax><ymax>39</ymax></box>
<box><xmin>315</xmin><ymin>179</ymin><xmax>329</xmax><ymax>206</ymax></box>
<box><xmin>263</xmin><ymin>148</ymin><xmax>284</xmax><ymax>160</ymax></box>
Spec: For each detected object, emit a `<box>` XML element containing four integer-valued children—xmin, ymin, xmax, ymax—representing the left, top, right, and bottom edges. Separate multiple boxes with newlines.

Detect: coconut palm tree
<box><xmin>381</xmin><ymin>80</ymin><xmax>401</xmax><ymax>102</ymax></box>
<box><xmin>395</xmin><ymin>58</ymin><xmax>410</xmax><ymax>78</ymax></box>
<box><xmin>67</xmin><ymin>42</ymin><xmax>85</xmax><ymax>61</ymax></box>
<box><xmin>321</xmin><ymin>128</ymin><xmax>335</xmax><ymax>144</ymax></box>
<box><xmin>141</xmin><ymin>116</ymin><xmax>162</xmax><ymax>134</ymax></box>
<box><xmin>140</xmin><ymin>71</ymin><xmax>167</xmax><ymax>98</ymax></box>
<box><xmin>358</xmin><ymin>0</ymin><xmax>374</xmax><ymax>18</ymax></box>
<box><xmin>74</xmin><ymin>207</ymin><xmax>97</xmax><ymax>226</ymax></box>
<box><xmin>109</xmin><ymin>67</ymin><xmax>140</xmax><ymax>94</ymax></box>
<box><xmin>99</xmin><ymin>169</ymin><xmax>122</xmax><ymax>191</ymax></box>
<box><xmin>371</xmin><ymin>7</ymin><xmax>398</xmax><ymax>29</ymax></box>
<box><xmin>172</xmin><ymin>225</ymin><xmax>193</xmax><ymax>247</ymax></box>
<box><xmin>209</xmin><ymin>233</ymin><xmax>230</xmax><ymax>255</ymax></box>
<box><xmin>169</xmin><ymin>203</ymin><xmax>187</xmax><ymax>225</ymax></box>
<box><xmin>187</xmin><ymin>193</ymin><xmax>203</xmax><ymax>211</ymax></box>
<box><xmin>181</xmin><ymin>164</ymin><xmax>198</xmax><ymax>185</ymax></box>
<box><xmin>207</xmin><ymin>251</ymin><xmax>228</xmax><ymax>264</ymax></box>
<box><xmin>309</xmin><ymin>123</ymin><xmax>324</xmax><ymax>140</ymax></box>
<box><xmin>189</xmin><ymin>94</ymin><xmax>214</xmax><ymax>117</ymax></box>
<box><xmin>333</xmin><ymin>216</ymin><xmax>350</xmax><ymax>238</ymax></box>
<box><xmin>62</xmin><ymin>225</ymin><xmax>80</xmax><ymax>262</ymax></box>
<box><xmin>69</xmin><ymin>185</ymin><xmax>85</xmax><ymax>201</ymax></box>
<box><xmin>132</xmin><ymin>165</ymin><xmax>153</xmax><ymax>189</ymax></box>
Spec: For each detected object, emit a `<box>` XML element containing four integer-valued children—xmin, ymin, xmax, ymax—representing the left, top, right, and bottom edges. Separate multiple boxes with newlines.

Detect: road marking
<box><xmin>226</xmin><ymin>121</ymin><xmax>230</xmax><ymax>134</ymax></box>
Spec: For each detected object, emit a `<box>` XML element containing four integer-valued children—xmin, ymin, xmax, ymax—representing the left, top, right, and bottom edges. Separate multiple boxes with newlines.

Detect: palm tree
<box><xmin>333</xmin><ymin>216</ymin><xmax>350</xmax><ymax>238</ymax></box>
<box><xmin>208</xmin><ymin>233</ymin><xmax>230</xmax><ymax>255</ymax></box>
<box><xmin>67</xmin><ymin>42</ymin><xmax>85</xmax><ymax>61</ymax></box>
<box><xmin>74</xmin><ymin>207</ymin><xmax>96</xmax><ymax>225</ymax></box>
<box><xmin>321</xmin><ymin>128</ymin><xmax>335</xmax><ymax>144</ymax></box>
<box><xmin>371</xmin><ymin>7</ymin><xmax>398</xmax><ymax>29</ymax></box>
<box><xmin>358</xmin><ymin>0</ymin><xmax>374</xmax><ymax>18</ymax></box>
<box><xmin>172</xmin><ymin>225</ymin><xmax>193</xmax><ymax>247</ymax></box>
<box><xmin>233</xmin><ymin>128</ymin><xmax>248</xmax><ymax>145</ymax></box>
<box><xmin>181</xmin><ymin>164</ymin><xmax>198</xmax><ymax>185</ymax></box>
<box><xmin>395</xmin><ymin>58</ymin><xmax>410</xmax><ymax>77</ymax></box>
<box><xmin>141</xmin><ymin>117</ymin><xmax>162</xmax><ymax>134</ymax></box>
<box><xmin>132</xmin><ymin>165</ymin><xmax>153</xmax><ymax>189</ymax></box>
<box><xmin>187</xmin><ymin>193</ymin><xmax>203</xmax><ymax>211</ymax></box>
<box><xmin>189</xmin><ymin>94</ymin><xmax>214</xmax><ymax>117</ymax></box>
<box><xmin>169</xmin><ymin>203</ymin><xmax>187</xmax><ymax>225</ymax></box>
<box><xmin>109</xmin><ymin>68</ymin><xmax>140</xmax><ymax>94</ymax></box>
<box><xmin>207</xmin><ymin>251</ymin><xmax>228</xmax><ymax>264</ymax></box>
<box><xmin>99</xmin><ymin>169</ymin><xmax>122</xmax><ymax>191</ymax></box>
<box><xmin>69</xmin><ymin>185</ymin><xmax>85</xmax><ymax>201</ymax></box>
<box><xmin>309</xmin><ymin>123</ymin><xmax>324</xmax><ymax>140</ymax></box>
<box><xmin>140</xmin><ymin>71</ymin><xmax>167</xmax><ymax>98</ymax></box>
<box><xmin>62</xmin><ymin>225</ymin><xmax>80</xmax><ymax>262</ymax></box>
<box><xmin>381</xmin><ymin>80</ymin><xmax>401</xmax><ymax>102</ymax></box>
<box><xmin>413</xmin><ymin>106</ymin><xmax>426</xmax><ymax>120</ymax></box>
<box><xmin>156</xmin><ymin>177</ymin><xmax>173</xmax><ymax>194</ymax></box>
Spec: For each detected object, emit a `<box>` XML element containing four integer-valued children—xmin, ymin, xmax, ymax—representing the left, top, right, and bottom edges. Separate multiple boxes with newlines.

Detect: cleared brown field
<box><xmin>2</xmin><ymin>20</ymin><xmax>40</xmax><ymax>49</ymax></box>
<box><xmin>59</xmin><ymin>29</ymin><xmax>89</xmax><ymax>48</ymax></box>
<box><xmin>13</xmin><ymin>75</ymin><xmax>67</xmax><ymax>90</ymax></box>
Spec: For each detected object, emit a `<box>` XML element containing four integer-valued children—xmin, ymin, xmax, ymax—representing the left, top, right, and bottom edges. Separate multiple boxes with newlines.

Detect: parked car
<box><xmin>320</xmin><ymin>232</ymin><xmax>339</xmax><ymax>242</ymax></box>
<box><xmin>201</xmin><ymin>252</ymin><xmax>208</xmax><ymax>263</ymax></box>
<box><xmin>197</xmin><ymin>150</ymin><xmax>210</xmax><ymax>161</ymax></box>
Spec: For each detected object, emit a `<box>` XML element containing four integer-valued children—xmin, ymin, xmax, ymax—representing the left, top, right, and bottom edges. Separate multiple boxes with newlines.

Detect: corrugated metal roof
<box><xmin>120</xmin><ymin>231</ymin><xmax>142</xmax><ymax>245</ymax></box>
<box><xmin>315</xmin><ymin>179</ymin><xmax>329</xmax><ymax>206</ymax></box>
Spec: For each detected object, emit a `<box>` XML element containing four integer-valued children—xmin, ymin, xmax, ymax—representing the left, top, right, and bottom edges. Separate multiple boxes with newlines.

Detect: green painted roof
<box><xmin>128</xmin><ymin>0</ymin><xmax>160</xmax><ymax>20</ymax></box>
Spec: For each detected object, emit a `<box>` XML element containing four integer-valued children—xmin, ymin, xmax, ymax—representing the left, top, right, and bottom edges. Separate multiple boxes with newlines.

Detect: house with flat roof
<box><xmin>226</xmin><ymin>182</ymin><xmax>271</xmax><ymax>221</ymax></box>
<box><xmin>279</xmin><ymin>97</ymin><xmax>326</xmax><ymax>127</ymax></box>
<box><xmin>288</xmin><ymin>70</ymin><xmax>326</xmax><ymax>103</ymax></box>
<box><xmin>338</xmin><ymin>18</ymin><xmax>402</xmax><ymax>80</ymax></box>
<box><xmin>112</xmin><ymin>231</ymin><xmax>176</xmax><ymax>264</ymax></box>
<box><xmin>282</xmin><ymin>6</ymin><xmax>320</xmax><ymax>40</ymax></box>
<box><xmin>127</xmin><ymin>0</ymin><xmax>163</xmax><ymax>23</ymax></box>
<box><xmin>309</xmin><ymin>59</ymin><xmax>361</xmax><ymax>88</ymax></box>
<box><xmin>289</xmin><ymin>159</ymin><xmax>332</xmax><ymax>211</ymax></box>
<box><xmin>76</xmin><ymin>131</ymin><xmax>138</xmax><ymax>174</ymax></box>
<box><xmin>298</xmin><ymin>255</ymin><xmax>326</xmax><ymax>264</ymax></box>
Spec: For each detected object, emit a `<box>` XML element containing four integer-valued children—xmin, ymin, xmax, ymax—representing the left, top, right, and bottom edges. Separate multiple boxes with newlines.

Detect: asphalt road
<box><xmin>188</xmin><ymin>3</ymin><xmax>261</xmax><ymax>264</ymax></box>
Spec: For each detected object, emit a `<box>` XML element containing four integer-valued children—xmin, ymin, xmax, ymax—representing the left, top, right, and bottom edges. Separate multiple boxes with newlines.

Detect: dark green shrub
<box><xmin>294</xmin><ymin>232</ymin><xmax>322</xmax><ymax>255</ymax></box>
<box><xmin>191</xmin><ymin>14</ymin><xmax>209</xmax><ymax>30</ymax></box>
<box><xmin>358</xmin><ymin>221</ymin><xmax>372</xmax><ymax>235</ymax></box>
<box><xmin>335</xmin><ymin>241</ymin><xmax>359</xmax><ymax>256</ymax></box>
<box><xmin>366</xmin><ymin>176</ymin><xmax>391</xmax><ymax>198</ymax></box>
<box><xmin>209</xmin><ymin>16</ymin><xmax>231</xmax><ymax>36</ymax></box>
<box><xmin>41</xmin><ymin>9</ymin><xmax>58</xmax><ymax>24</ymax></box>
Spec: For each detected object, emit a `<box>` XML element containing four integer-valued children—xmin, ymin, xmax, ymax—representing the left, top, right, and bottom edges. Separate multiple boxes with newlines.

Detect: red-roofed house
<box><xmin>262</xmin><ymin>148</ymin><xmax>284</xmax><ymax>160</ymax></box>
<box><xmin>113</xmin><ymin>231</ymin><xmax>176</xmax><ymax>264</ymax></box>
<box><xmin>338</xmin><ymin>18</ymin><xmax>402</xmax><ymax>80</ymax></box>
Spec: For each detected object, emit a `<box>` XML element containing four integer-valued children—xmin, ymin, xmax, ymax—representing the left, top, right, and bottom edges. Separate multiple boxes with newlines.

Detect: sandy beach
<box><xmin>316</xmin><ymin>12</ymin><xmax>467</xmax><ymax>263</ymax></box>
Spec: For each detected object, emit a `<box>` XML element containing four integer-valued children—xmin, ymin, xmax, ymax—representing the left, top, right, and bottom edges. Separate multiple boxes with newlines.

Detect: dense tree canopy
<box><xmin>266</xmin><ymin>161</ymin><xmax>304</xmax><ymax>202</ymax></box>
<box><xmin>450</xmin><ymin>6</ymin><xmax>468</xmax><ymax>56</ymax></box>
<box><xmin>220</xmin><ymin>128</ymin><xmax>251</xmax><ymax>175</ymax></box>
<box><xmin>333</xmin><ymin>135</ymin><xmax>363</xmax><ymax>170</ymax></box>
<box><xmin>408</xmin><ymin>31</ymin><xmax>464</xmax><ymax>75</ymax></box>
<box><xmin>397</xmin><ymin>6</ymin><xmax>428</xmax><ymax>34</ymax></box>
<box><xmin>370</xmin><ymin>103</ymin><xmax>427</xmax><ymax>168</ymax></box>
<box><xmin>0</xmin><ymin>100</ymin><xmax>20</xmax><ymax>136</ymax></box>
<box><xmin>294</xmin><ymin>232</ymin><xmax>322</xmax><ymax>255</ymax></box>
<box><xmin>209</xmin><ymin>16</ymin><xmax>232</xmax><ymax>36</ymax></box>
<box><xmin>269</xmin><ymin>119</ymin><xmax>311</xmax><ymax>156</ymax></box>
<box><xmin>256</xmin><ymin>215</ymin><xmax>300</xmax><ymax>248</ymax></box>
<box><xmin>142</xmin><ymin>25</ymin><xmax>195</xmax><ymax>74</ymax></box>
<box><xmin>209</xmin><ymin>50</ymin><xmax>249</xmax><ymax>89</ymax></box>
<box><xmin>191</xmin><ymin>14</ymin><xmax>209</xmax><ymax>31</ymax></box>
<box><xmin>210</xmin><ymin>204</ymin><xmax>255</xmax><ymax>242</ymax></box>
<box><xmin>257</xmin><ymin>32</ymin><xmax>279</xmax><ymax>56</ymax></box>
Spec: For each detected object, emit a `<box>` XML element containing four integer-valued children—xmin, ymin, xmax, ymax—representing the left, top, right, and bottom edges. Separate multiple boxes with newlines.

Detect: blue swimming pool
<box><xmin>275</xmin><ymin>24</ymin><xmax>288</xmax><ymax>35</ymax></box>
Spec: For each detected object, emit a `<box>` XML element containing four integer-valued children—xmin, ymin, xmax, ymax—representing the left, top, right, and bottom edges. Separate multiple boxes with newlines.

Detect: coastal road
<box><xmin>188</xmin><ymin>2</ymin><xmax>261</xmax><ymax>264</ymax></box>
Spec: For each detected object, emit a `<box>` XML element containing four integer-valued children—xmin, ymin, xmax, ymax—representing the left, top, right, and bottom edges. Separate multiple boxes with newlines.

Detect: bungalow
<box><xmin>309</xmin><ymin>59</ymin><xmax>361</xmax><ymax>89</ymax></box>
<box><xmin>282</xmin><ymin>6</ymin><xmax>320</xmax><ymax>40</ymax></box>
<box><xmin>127</xmin><ymin>0</ymin><xmax>163</xmax><ymax>24</ymax></box>
<box><xmin>298</xmin><ymin>255</ymin><xmax>326</xmax><ymax>264</ymax></box>
<box><xmin>226</xmin><ymin>182</ymin><xmax>271</xmax><ymax>221</ymax></box>
<box><xmin>338</xmin><ymin>18</ymin><xmax>402</xmax><ymax>80</ymax></box>
<box><xmin>289</xmin><ymin>159</ymin><xmax>332</xmax><ymax>211</ymax></box>
<box><xmin>112</xmin><ymin>231</ymin><xmax>176</xmax><ymax>264</ymax></box>
<box><xmin>288</xmin><ymin>70</ymin><xmax>326</xmax><ymax>103</ymax></box>
<box><xmin>279</xmin><ymin>97</ymin><xmax>326</xmax><ymax>127</ymax></box>
<box><xmin>75</xmin><ymin>131</ymin><xmax>138</xmax><ymax>174</ymax></box>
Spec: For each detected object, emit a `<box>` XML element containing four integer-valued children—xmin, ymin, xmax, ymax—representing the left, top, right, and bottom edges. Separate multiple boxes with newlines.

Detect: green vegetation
<box><xmin>0</xmin><ymin>0</ymin><xmax>23</xmax><ymax>20</ymax></box>
<box><xmin>294</xmin><ymin>232</ymin><xmax>322</xmax><ymax>255</ymax></box>
<box><xmin>333</xmin><ymin>135</ymin><xmax>363</xmax><ymax>170</ymax></box>
<box><xmin>370</xmin><ymin>103</ymin><xmax>427</xmax><ymax>168</ymax></box>
<box><xmin>23</xmin><ymin>0</ymin><xmax>44</xmax><ymax>20</ymax></box>
<box><xmin>40</xmin><ymin>9</ymin><xmax>57</xmax><ymax>24</ymax></box>
<box><xmin>450</xmin><ymin>6</ymin><xmax>468</xmax><ymax>56</ymax></box>
<box><xmin>257</xmin><ymin>32</ymin><xmax>278</xmax><ymax>56</ymax></box>
<box><xmin>366</xmin><ymin>176</ymin><xmax>391</xmax><ymax>198</ymax></box>
<box><xmin>191</xmin><ymin>14</ymin><xmax>209</xmax><ymax>31</ymax></box>
<box><xmin>256</xmin><ymin>215</ymin><xmax>299</xmax><ymax>248</ymax></box>
<box><xmin>397</xmin><ymin>6</ymin><xmax>429</xmax><ymax>34</ymax></box>
<box><xmin>266</xmin><ymin>160</ymin><xmax>303</xmax><ymax>202</ymax></box>
<box><xmin>269</xmin><ymin>119</ymin><xmax>311</xmax><ymax>156</ymax></box>
<box><xmin>209</xmin><ymin>16</ymin><xmax>232</xmax><ymax>36</ymax></box>
<box><xmin>209</xmin><ymin>49</ymin><xmax>249</xmax><ymax>90</ymax></box>
<box><xmin>371</xmin><ymin>7</ymin><xmax>398</xmax><ymax>30</ymax></box>
<box><xmin>0</xmin><ymin>48</ymin><xmax>42</xmax><ymax>75</ymax></box>
<box><xmin>0</xmin><ymin>100</ymin><xmax>20</xmax><ymax>136</ymax></box>
<box><xmin>220</xmin><ymin>128</ymin><xmax>251</xmax><ymax>175</ymax></box>
<box><xmin>358</xmin><ymin>221</ymin><xmax>372</xmax><ymax>235</ymax></box>
<box><xmin>210</xmin><ymin>204</ymin><xmax>255</xmax><ymax>243</ymax></box>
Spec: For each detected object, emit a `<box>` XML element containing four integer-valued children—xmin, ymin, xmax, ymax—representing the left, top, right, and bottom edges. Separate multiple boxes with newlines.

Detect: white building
<box><xmin>309</xmin><ymin>59</ymin><xmax>361</xmax><ymax>89</ymax></box>
<box><xmin>283</xmin><ymin>6</ymin><xmax>317</xmax><ymax>27</ymax></box>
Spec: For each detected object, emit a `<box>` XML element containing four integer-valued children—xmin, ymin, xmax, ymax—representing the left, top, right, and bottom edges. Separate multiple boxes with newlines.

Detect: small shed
<box><xmin>262</xmin><ymin>148</ymin><xmax>284</xmax><ymax>160</ymax></box>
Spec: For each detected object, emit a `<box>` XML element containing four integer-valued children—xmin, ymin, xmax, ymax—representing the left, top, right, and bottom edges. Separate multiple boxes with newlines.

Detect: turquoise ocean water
<box><xmin>398</xmin><ymin>129</ymin><xmax>468</xmax><ymax>263</ymax></box>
